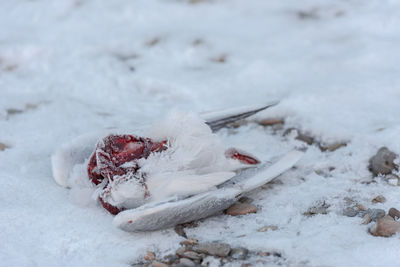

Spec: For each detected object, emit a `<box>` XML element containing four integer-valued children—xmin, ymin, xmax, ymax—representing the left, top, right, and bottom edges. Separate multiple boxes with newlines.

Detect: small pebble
<box><xmin>211</xmin><ymin>54</ymin><xmax>227</xmax><ymax>63</ymax></box>
<box><xmin>328</xmin><ymin>142</ymin><xmax>347</xmax><ymax>152</ymax></box>
<box><xmin>372</xmin><ymin>195</ymin><xmax>386</xmax><ymax>203</ymax></box>
<box><xmin>358</xmin><ymin>204</ymin><xmax>366</xmax><ymax>211</ymax></box>
<box><xmin>258</xmin><ymin>225</ymin><xmax>278</xmax><ymax>232</ymax></box>
<box><xmin>226</xmin><ymin>203</ymin><xmax>258</xmax><ymax>216</ymax></box>
<box><xmin>144</xmin><ymin>251</ymin><xmax>156</xmax><ymax>261</ymax></box>
<box><xmin>296</xmin><ymin>133</ymin><xmax>314</xmax><ymax>145</ymax></box>
<box><xmin>257</xmin><ymin>251</ymin><xmax>271</xmax><ymax>257</ymax></box>
<box><xmin>146</xmin><ymin>38</ymin><xmax>161</xmax><ymax>47</ymax></box>
<box><xmin>178</xmin><ymin>258</ymin><xmax>195</xmax><ymax>267</ymax></box>
<box><xmin>182</xmin><ymin>251</ymin><xmax>203</xmax><ymax>260</ymax></box>
<box><xmin>0</xmin><ymin>143</ymin><xmax>10</xmax><ymax>151</ymax></box>
<box><xmin>176</xmin><ymin>247</ymin><xmax>187</xmax><ymax>257</ymax></box>
<box><xmin>361</xmin><ymin>214</ymin><xmax>371</xmax><ymax>225</ymax></box>
<box><xmin>343</xmin><ymin>197</ymin><xmax>355</xmax><ymax>204</ymax></box>
<box><xmin>320</xmin><ymin>142</ymin><xmax>347</xmax><ymax>152</ymax></box>
<box><xmin>193</xmin><ymin>243</ymin><xmax>231</xmax><ymax>257</ymax></box>
<box><xmin>370</xmin><ymin>216</ymin><xmax>400</xmax><ymax>237</ymax></box>
<box><xmin>25</xmin><ymin>103</ymin><xmax>39</xmax><ymax>110</ymax></box>
<box><xmin>388</xmin><ymin>207</ymin><xmax>400</xmax><ymax>219</ymax></box>
<box><xmin>164</xmin><ymin>254</ymin><xmax>179</xmax><ymax>264</ymax></box>
<box><xmin>180</xmin><ymin>239</ymin><xmax>198</xmax><ymax>246</ymax></box>
<box><xmin>152</xmin><ymin>261</ymin><xmax>169</xmax><ymax>267</ymax></box>
<box><xmin>367</xmin><ymin>208</ymin><xmax>386</xmax><ymax>222</ymax></box>
<box><xmin>6</xmin><ymin>108</ymin><xmax>24</xmax><ymax>115</ymax></box>
<box><xmin>258</xmin><ymin>118</ymin><xmax>284</xmax><ymax>127</ymax></box>
<box><xmin>174</xmin><ymin>225</ymin><xmax>187</xmax><ymax>238</ymax></box>
<box><xmin>304</xmin><ymin>201</ymin><xmax>330</xmax><ymax>216</ymax></box>
<box><xmin>343</xmin><ymin>207</ymin><xmax>359</xmax><ymax>217</ymax></box>
<box><xmin>229</xmin><ymin>248</ymin><xmax>248</xmax><ymax>260</ymax></box>
<box><xmin>283</xmin><ymin>128</ymin><xmax>314</xmax><ymax>145</ymax></box>
<box><xmin>369</xmin><ymin>147</ymin><xmax>398</xmax><ymax>176</ymax></box>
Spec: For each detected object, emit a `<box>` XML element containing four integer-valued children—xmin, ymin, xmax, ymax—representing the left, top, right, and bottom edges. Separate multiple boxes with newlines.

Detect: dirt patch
<box><xmin>0</xmin><ymin>142</ymin><xmax>11</xmax><ymax>151</ymax></box>
<box><xmin>146</xmin><ymin>38</ymin><xmax>161</xmax><ymax>47</ymax></box>
<box><xmin>5</xmin><ymin>101</ymin><xmax>50</xmax><ymax>119</ymax></box>
<box><xmin>211</xmin><ymin>54</ymin><xmax>227</xmax><ymax>63</ymax></box>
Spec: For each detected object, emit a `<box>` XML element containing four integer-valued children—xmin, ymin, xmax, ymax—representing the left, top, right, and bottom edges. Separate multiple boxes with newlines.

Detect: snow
<box><xmin>1</xmin><ymin>0</ymin><xmax>400</xmax><ymax>266</ymax></box>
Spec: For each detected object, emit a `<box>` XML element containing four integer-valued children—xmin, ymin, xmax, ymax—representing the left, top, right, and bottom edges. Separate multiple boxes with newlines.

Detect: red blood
<box><xmin>87</xmin><ymin>134</ymin><xmax>167</xmax><ymax>184</ymax></box>
<box><xmin>87</xmin><ymin>152</ymin><xmax>104</xmax><ymax>185</ymax></box>
<box><xmin>99</xmin><ymin>195</ymin><xmax>123</xmax><ymax>215</ymax></box>
<box><xmin>87</xmin><ymin>134</ymin><xmax>167</xmax><ymax>214</ymax></box>
<box><xmin>225</xmin><ymin>148</ymin><xmax>260</xmax><ymax>165</ymax></box>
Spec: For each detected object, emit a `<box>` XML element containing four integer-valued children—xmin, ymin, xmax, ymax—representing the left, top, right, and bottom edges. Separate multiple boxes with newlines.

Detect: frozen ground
<box><xmin>1</xmin><ymin>0</ymin><xmax>400</xmax><ymax>266</ymax></box>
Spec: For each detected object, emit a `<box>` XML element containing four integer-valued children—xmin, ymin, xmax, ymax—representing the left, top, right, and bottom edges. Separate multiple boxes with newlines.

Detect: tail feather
<box><xmin>202</xmin><ymin>101</ymin><xmax>279</xmax><ymax>132</ymax></box>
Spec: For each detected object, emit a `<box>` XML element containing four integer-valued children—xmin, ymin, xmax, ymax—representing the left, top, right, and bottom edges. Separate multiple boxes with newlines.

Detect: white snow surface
<box><xmin>1</xmin><ymin>0</ymin><xmax>400</xmax><ymax>266</ymax></box>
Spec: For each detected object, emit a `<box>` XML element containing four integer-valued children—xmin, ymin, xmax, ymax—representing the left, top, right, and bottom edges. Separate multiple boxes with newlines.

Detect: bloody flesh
<box><xmin>225</xmin><ymin>148</ymin><xmax>260</xmax><ymax>165</ymax></box>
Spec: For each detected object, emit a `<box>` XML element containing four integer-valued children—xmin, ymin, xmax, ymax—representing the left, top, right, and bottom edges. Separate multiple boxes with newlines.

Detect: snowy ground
<box><xmin>1</xmin><ymin>0</ymin><xmax>400</xmax><ymax>266</ymax></box>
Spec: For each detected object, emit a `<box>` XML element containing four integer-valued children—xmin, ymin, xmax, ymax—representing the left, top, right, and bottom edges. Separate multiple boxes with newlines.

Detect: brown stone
<box><xmin>211</xmin><ymin>54</ymin><xmax>227</xmax><ymax>63</ymax></box>
<box><xmin>178</xmin><ymin>258</ymin><xmax>195</xmax><ymax>267</ymax></box>
<box><xmin>163</xmin><ymin>254</ymin><xmax>179</xmax><ymax>264</ymax></box>
<box><xmin>192</xmin><ymin>39</ymin><xmax>203</xmax><ymax>46</ymax></box>
<box><xmin>369</xmin><ymin>147</ymin><xmax>398</xmax><ymax>176</ymax></box>
<box><xmin>174</xmin><ymin>225</ymin><xmax>187</xmax><ymax>238</ymax></box>
<box><xmin>6</xmin><ymin>108</ymin><xmax>23</xmax><ymax>115</ymax></box>
<box><xmin>176</xmin><ymin>247</ymin><xmax>187</xmax><ymax>257</ymax></box>
<box><xmin>144</xmin><ymin>251</ymin><xmax>156</xmax><ymax>261</ymax></box>
<box><xmin>182</xmin><ymin>251</ymin><xmax>203</xmax><ymax>260</ymax></box>
<box><xmin>296</xmin><ymin>132</ymin><xmax>314</xmax><ymax>145</ymax></box>
<box><xmin>152</xmin><ymin>261</ymin><xmax>169</xmax><ymax>267</ymax></box>
<box><xmin>146</xmin><ymin>38</ymin><xmax>160</xmax><ymax>47</ymax></box>
<box><xmin>372</xmin><ymin>195</ymin><xmax>386</xmax><ymax>203</ymax></box>
<box><xmin>180</xmin><ymin>238</ymin><xmax>198</xmax><ymax>246</ymax></box>
<box><xmin>0</xmin><ymin>143</ymin><xmax>10</xmax><ymax>151</ymax></box>
<box><xmin>193</xmin><ymin>243</ymin><xmax>231</xmax><ymax>257</ymax></box>
<box><xmin>25</xmin><ymin>103</ymin><xmax>39</xmax><ymax>110</ymax></box>
<box><xmin>358</xmin><ymin>204</ymin><xmax>367</xmax><ymax>211</ymax></box>
<box><xmin>370</xmin><ymin>216</ymin><xmax>400</xmax><ymax>237</ymax></box>
<box><xmin>389</xmin><ymin>208</ymin><xmax>400</xmax><ymax>219</ymax></box>
<box><xmin>258</xmin><ymin>118</ymin><xmax>284</xmax><ymax>127</ymax></box>
<box><xmin>258</xmin><ymin>225</ymin><xmax>278</xmax><ymax>232</ymax></box>
<box><xmin>320</xmin><ymin>142</ymin><xmax>347</xmax><ymax>152</ymax></box>
<box><xmin>225</xmin><ymin>203</ymin><xmax>258</xmax><ymax>216</ymax></box>
<box><xmin>361</xmin><ymin>214</ymin><xmax>371</xmax><ymax>225</ymax></box>
<box><xmin>257</xmin><ymin>251</ymin><xmax>271</xmax><ymax>257</ymax></box>
<box><xmin>284</xmin><ymin>128</ymin><xmax>314</xmax><ymax>145</ymax></box>
<box><xmin>304</xmin><ymin>201</ymin><xmax>330</xmax><ymax>217</ymax></box>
